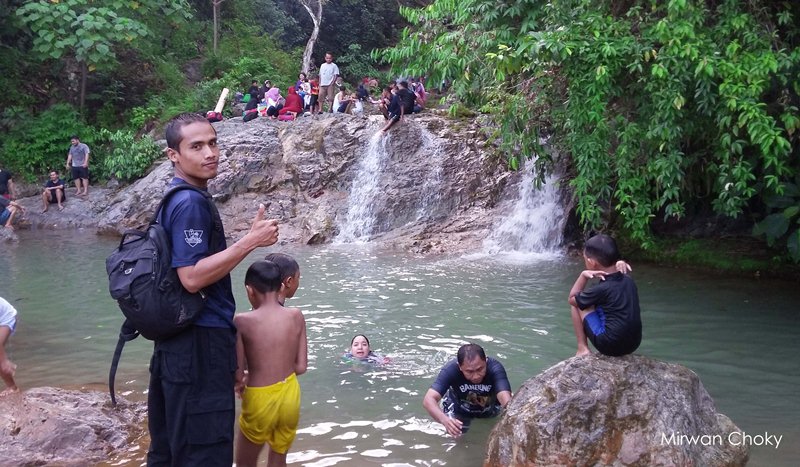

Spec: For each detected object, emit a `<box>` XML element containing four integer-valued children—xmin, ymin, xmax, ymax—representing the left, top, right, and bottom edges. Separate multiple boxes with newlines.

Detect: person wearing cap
<box><xmin>422</xmin><ymin>343</ymin><xmax>512</xmax><ymax>438</ymax></box>
<box><xmin>65</xmin><ymin>135</ymin><xmax>90</xmax><ymax>196</ymax></box>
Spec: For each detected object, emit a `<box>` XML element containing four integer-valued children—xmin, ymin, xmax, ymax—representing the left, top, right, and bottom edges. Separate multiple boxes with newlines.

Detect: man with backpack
<box><xmin>147</xmin><ymin>112</ymin><xmax>279</xmax><ymax>466</ymax></box>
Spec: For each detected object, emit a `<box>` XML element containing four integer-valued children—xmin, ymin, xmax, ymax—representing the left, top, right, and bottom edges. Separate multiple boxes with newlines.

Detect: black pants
<box><xmin>147</xmin><ymin>326</ymin><xmax>237</xmax><ymax>467</ymax></box>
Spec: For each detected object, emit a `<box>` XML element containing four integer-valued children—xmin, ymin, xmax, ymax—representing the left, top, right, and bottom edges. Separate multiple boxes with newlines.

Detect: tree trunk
<box><xmin>79</xmin><ymin>60</ymin><xmax>87</xmax><ymax>113</ymax></box>
<box><xmin>212</xmin><ymin>0</ymin><xmax>225</xmax><ymax>55</ymax></box>
<box><xmin>212</xmin><ymin>1</ymin><xmax>218</xmax><ymax>54</ymax></box>
<box><xmin>300</xmin><ymin>1</ymin><xmax>323</xmax><ymax>74</ymax></box>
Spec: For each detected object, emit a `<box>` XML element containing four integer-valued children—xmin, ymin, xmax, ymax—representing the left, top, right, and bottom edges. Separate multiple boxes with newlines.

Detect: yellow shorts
<box><xmin>239</xmin><ymin>373</ymin><xmax>301</xmax><ymax>453</ymax></box>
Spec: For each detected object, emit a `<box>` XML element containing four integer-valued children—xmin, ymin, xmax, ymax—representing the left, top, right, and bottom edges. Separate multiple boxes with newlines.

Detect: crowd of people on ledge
<box><xmin>233</xmin><ymin>52</ymin><xmax>428</xmax><ymax>133</ymax></box>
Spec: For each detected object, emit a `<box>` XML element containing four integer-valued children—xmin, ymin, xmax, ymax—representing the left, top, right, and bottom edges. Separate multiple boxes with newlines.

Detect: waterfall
<box><xmin>483</xmin><ymin>157</ymin><xmax>565</xmax><ymax>255</ymax></box>
<box><xmin>415</xmin><ymin>129</ymin><xmax>445</xmax><ymax>221</ymax></box>
<box><xmin>336</xmin><ymin>132</ymin><xmax>391</xmax><ymax>243</ymax></box>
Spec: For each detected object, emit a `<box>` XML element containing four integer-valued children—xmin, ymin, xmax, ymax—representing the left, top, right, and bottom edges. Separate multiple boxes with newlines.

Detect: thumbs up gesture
<box><xmin>248</xmin><ymin>203</ymin><xmax>279</xmax><ymax>247</ymax></box>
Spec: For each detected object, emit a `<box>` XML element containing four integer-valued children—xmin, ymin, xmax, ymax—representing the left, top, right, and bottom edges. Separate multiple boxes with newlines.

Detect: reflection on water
<box><xmin>1</xmin><ymin>231</ymin><xmax>798</xmax><ymax>466</ymax></box>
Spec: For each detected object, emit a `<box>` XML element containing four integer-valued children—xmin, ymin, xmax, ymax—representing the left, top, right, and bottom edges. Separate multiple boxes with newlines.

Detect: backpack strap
<box><xmin>108</xmin><ymin>319</ymin><xmax>139</xmax><ymax>406</ymax></box>
<box><xmin>108</xmin><ymin>184</ymin><xmax>222</xmax><ymax>406</ymax></box>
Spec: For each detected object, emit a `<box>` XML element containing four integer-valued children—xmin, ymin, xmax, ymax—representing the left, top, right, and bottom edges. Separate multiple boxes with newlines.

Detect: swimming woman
<box><xmin>343</xmin><ymin>334</ymin><xmax>388</xmax><ymax>365</ymax></box>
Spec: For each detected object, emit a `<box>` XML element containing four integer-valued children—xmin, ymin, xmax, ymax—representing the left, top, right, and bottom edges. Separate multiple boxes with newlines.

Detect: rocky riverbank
<box><xmin>8</xmin><ymin>113</ymin><xmax>536</xmax><ymax>256</ymax></box>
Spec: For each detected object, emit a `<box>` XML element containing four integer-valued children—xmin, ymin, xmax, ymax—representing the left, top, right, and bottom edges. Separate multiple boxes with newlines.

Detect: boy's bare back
<box><xmin>235</xmin><ymin>303</ymin><xmax>307</xmax><ymax>388</ymax></box>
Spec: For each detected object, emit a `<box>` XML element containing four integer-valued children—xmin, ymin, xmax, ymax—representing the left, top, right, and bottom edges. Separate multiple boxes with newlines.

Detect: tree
<box><xmin>379</xmin><ymin>0</ymin><xmax>800</xmax><ymax>260</ymax></box>
<box><xmin>212</xmin><ymin>0</ymin><xmax>226</xmax><ymax>55</ymax></box>
<box><xmin>16</xmin><ymin>0</ymin><xmax>191</xmax><ymax>111</ymax></box>
<box><xmin>299</xmin><ymin>0</ymin><xmax>327</xmax><ymax>74</ymax></box>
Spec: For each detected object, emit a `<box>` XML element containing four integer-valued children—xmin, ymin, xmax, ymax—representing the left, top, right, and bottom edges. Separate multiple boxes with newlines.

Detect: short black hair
<box><xmin>457</xmin><ymin>343</ymin><xmax>486</xmax><ymax>365</ymax></box>
<box><xmin>398</xmin><ymin>81</ymin><xmax>409</xmax><ymax>89</ymax></box>
<box><xmin>263</xmin><ymin>253</ymin><xmax>300</xmax><ymax>281</ymax></box>
<box><xmin>165</xmin><ymin>112</ymin><xmax>211</xmax><ymax>150</ymax></box>
<box><xmin>350</xmin><ymin>334</ymin><xmax>370</xmax><ymax>346</ymax></box>
<box><xmin>70</xmin><ymin>135</ymin><xmax>79</xmax><ymax>140</ymax></box>
<box><xmin>584</xmin><ymin>234</ymin><xmax>620</xmax><ymax>267</ymax></box>
<box><xmin>244</xmin><ymin>260</ymin><xmax>283</xmax><ymax>293</ymax></box>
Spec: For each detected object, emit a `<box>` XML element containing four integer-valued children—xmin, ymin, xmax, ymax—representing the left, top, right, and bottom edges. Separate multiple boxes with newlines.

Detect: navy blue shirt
<box><xmin>161</xmin><ymin>178</ymin><xmax>234</xmax><ymax>328</ymax></box>
<box><xmin>431</xmin><ymin>358</ymin><xmax>511</xmax><ymax>417</ymax></box>
<box><xmin>575</xmin><ymin>272</ymin><xmax>642</xmax><ymax>350</ymax></box>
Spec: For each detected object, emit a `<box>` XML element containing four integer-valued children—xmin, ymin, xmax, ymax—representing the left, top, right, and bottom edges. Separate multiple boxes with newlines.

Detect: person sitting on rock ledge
<box><xmin>422</xmin><ymin>343</ymin><xmax>512</xmax><ymax>438</ymax></box>
<box><xmin>0</xmin><ymin>296</ymin><xmax>19</xmax><ymax>396</ymax></box>
<box><xmin>41</xmin><ymin>170</ymin><xmax>67</xmax><ymax>213</ymax></box>
<box><xmin>0</xmin><ymin>196</ymin><xmax>23</xmax><ymax>230</ymax></box>
<box><xmin>568</xmin><ymin>233</ymin><xmax>641</xmax><ymax>357</ymax></box>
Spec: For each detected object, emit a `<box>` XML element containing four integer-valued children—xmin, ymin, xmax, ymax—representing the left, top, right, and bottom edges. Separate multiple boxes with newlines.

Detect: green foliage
<box><xmin>15</xmin><ymin>0</ymin><xmax>191</xmax><ymax>69</ymax></box>
<box><xmin>97</xmin><ymin>128</ymin><xmax>163</xmax><ymax>181</ymax></box>
<box><xmin>753</xmin><ymin>179</ymin><xmax>800</xmax><ymax>262</ymax></box>
<box><xmin>379</xmin><ymin>0</ymin><xmax>800</xmax><ymax>260</ymax></box>
<box><xmin>337</xmin><ymin>44</ymin><xmax>381</xmax><ymax>84</ymax></box>
<box><xmin>0</xmin><ymin>104</ymin><xmax>95</xmax><ymax>182</ymax></box>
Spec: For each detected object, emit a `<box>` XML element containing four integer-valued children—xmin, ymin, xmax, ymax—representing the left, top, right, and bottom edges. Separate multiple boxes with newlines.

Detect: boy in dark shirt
<box><xmin>568</xmin><ymin>234</ymin><xmax>641</xmax><ymax>357</ymax></box>
<box><xmin>381</xmin><ymin>81</ymin><xmax>416</xmax><ymax>133</ymax></box>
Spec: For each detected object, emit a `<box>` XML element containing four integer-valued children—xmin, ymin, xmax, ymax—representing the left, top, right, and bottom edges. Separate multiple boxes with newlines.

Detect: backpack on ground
<box><xmin>106</xmin><ymin>184</ymin><xmax>220</xmax><ymax>405</ymax></box>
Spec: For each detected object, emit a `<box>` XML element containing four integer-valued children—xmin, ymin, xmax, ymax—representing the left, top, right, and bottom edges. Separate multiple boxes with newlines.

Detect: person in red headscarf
<box><xmin>279</xmin><ymin>86</ymin><xmax>303</xmax><ymax>119</ymax></box>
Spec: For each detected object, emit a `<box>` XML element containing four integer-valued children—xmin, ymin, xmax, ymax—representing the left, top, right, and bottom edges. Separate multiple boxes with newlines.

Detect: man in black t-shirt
<box><xmin>423</xmin><ymin>343</ymin><xmax>512</xmax><ymax>437</ymax></box>
<box><xmin>41</xmin><ymin>170</ymin><xmax>67</xmax><ymax>213</ymax></box>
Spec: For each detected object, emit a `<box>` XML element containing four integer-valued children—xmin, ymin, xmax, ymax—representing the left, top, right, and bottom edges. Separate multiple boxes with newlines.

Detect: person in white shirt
<box><xmin>0</xmin><ymin>296</ymin><xmax>18</xmax><ymax>396</ymax></box>
<box><xmin>318</xmin><ymin>52</ymin><xmax>340</xmax><ymax>113</ymax></box>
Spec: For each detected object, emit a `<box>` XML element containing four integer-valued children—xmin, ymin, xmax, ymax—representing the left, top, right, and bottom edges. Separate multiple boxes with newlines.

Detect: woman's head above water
<box><xmin>350</xmin><ymin>334</ymin><xmax>371</xmax><ymax>358</ymax></box>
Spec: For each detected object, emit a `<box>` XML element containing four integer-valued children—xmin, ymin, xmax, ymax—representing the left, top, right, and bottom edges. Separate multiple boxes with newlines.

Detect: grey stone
<box><xmin>0</xmin><ymin>387</ymin><xmax>146</xmax><ymax>466</ymax></box>
<box><xmin>484</xmin><ymin>355</ymin><xmax>749</xmax><ymax>467</ymax></box>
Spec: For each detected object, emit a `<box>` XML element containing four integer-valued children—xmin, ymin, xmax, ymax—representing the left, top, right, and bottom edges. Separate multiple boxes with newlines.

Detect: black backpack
<box><xmin>106</xmin><ymin>184</ymin><xmax>221</xmax><ymax>404</ymax></box>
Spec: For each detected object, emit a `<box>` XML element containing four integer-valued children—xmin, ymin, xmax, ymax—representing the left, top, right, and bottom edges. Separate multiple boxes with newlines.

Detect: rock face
<box><xmin>484</xmin><ymin>355</ymin><xmax>749</xmax><ymax>467</ymax></box>
<box><xmin>0</xmin><ymin>387</ymin><xmax>146</xmax><ymax>466</ymax></box>
<box><xmin>15</xmin><ymin>113</ymin><xmax>531</xmax><ymax>255</ymax></box>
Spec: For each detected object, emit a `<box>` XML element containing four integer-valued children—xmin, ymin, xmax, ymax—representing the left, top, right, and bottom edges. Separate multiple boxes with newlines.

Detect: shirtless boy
<box><xmin>234</xmin><ymin>259</ymin><xmax>308</xmax><ymax>467</ymax></box>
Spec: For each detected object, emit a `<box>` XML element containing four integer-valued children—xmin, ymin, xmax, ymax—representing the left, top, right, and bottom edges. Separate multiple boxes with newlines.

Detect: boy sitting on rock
<box><xmin>568</xmin><ymin>234</ymin><xmax>641</xmax><ymax>357</ymax></box>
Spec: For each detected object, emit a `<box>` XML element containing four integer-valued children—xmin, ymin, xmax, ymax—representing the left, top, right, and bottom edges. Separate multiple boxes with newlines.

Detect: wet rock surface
<box><xmin>0</xmin><ymin>387</ymin><xmax>146</xmax><ymax>466</ymax></box>
<box><xmin>15</xmin><ymin>113</ymin><xmax>517</xmax><ymax>255</ymax></box>
<box><xmin>484</xmin><ymin>355</ymin><xmax>749</xmax><ymax>467</ymax></box>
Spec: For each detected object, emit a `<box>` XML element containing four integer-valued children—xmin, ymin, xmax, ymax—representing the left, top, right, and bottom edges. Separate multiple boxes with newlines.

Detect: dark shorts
<box><xmin>0</xmin><ymin>208</ymin><xmax>10</xmax><ymax>224</ymax></box>
<box><xmin>583</xmin><ymin>306</ymin><xmax>640</xmax><ymax>356</ymax></box>
<box><xmin>46</xmin><ymin>189</ymin><xmax>65</xmax><ymax>204</ymax></box>
<box><xmin>147</xmin><ymin>326</ymin><xmax>237</xmax><ymax>466</ymax></box>
<box><xmin>308</xmin><ymin>94</ymin><xmax>318</xmax><ymax>109</ymax></box>
<box><xmin>71</xmin><ymin>166</ymin><xmax>89</xmax><ymax>180</ymax></box>
<box><xmin>388</xmin><ymin>112</ymin><xmax>401</xmax><ymax>122</ymax></box>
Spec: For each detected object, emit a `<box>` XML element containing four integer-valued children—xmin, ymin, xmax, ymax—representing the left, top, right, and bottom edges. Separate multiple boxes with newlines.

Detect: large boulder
<box><xmin>485</xmin><ymin>355</ymin><xmax>748</xmax><ymax>467</ymax></box>
<box><xmin>0</xmin><ymin>387</ymin><xmax>146</xmax><ymax>466</ymax></box>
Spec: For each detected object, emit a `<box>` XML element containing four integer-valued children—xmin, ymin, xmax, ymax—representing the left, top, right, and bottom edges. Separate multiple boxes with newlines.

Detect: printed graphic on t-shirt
<box><xmin>184</xmin><ymin>229</ymin><xmax>204</xmax><ymax>247</ymax></box>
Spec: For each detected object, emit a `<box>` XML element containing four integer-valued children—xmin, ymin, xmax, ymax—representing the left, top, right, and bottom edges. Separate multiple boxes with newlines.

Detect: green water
<box><xmin>1</xmin><ymin>231</ymin><xmax>797</xmax><ymax>466</ymax></box>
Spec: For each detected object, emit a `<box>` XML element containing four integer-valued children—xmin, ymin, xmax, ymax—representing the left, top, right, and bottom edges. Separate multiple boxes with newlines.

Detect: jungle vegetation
<box><xmin>1</xmin><ymin>0</ymin><xmax>799</xmax><ymax>262</ymax></box>
<box><xmin>378</xmin><ymin>0</ymin><xmax>800</xmax><ymax>262</ymax></box>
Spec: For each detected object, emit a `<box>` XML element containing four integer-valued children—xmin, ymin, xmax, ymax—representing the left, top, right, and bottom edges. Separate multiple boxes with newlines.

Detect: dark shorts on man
<box><xmin>388</xmin><ymin>112</ymin><xmax>401</xmax><ymax>122</ymax></box>
<box><xmin>71</xmin><ymin>166</ymin><xmax>89</xmax><ymax>180</ymax></box>
<box><xmin>47</xmin><ymin>190</ymin><xmax>66</xmax><ymax>204</ymax></box>
<box><xmin>582</xmin><ymin>306</ymin><xmax>639</xmax><ymax>356</ymax></box>
<box><xmin>0</xmin><ymin>209</ymin><xmax>10</xmax><ymax>224</ymax></box>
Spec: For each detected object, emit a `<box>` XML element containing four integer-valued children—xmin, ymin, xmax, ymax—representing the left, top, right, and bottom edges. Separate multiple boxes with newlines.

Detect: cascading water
<box><xmin>336</xmin><ymin>131</ymin><xmax>391</xmax><ymax>243</ymax></box>
<box><xmin>484</xmin><ymin>157</ymin><xmax>565</xmax><ymax>255</ymax></box>
<box><xmin>415</xmin><ymin>129</ymin><xmax>445</xmax><ymax>221</ymax></box>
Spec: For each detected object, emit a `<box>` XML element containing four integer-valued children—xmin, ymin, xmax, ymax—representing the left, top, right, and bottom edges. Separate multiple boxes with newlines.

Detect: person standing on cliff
<box><xmin>423</xmin><ymin>343</ymin><xmax>512</xmax><ymax>438</ymax></box>
<box><xmin>568</xmin><ymin>233</ymin><xmax>640</xmax><ymax>357</ymax></box>
<box><xmin>318</xmin><ymin>52</ymin><xmax>340</xmax><ymax>113</ymax></box>
<box><xmin>65</xmin><ymin>135</ymin><xmax>90</xmax><ymax>197</ymax></box>
<box><xmin>146</xmin><ymin>112</ymin><xmax>280</xmax><ymax>466</ymax></box>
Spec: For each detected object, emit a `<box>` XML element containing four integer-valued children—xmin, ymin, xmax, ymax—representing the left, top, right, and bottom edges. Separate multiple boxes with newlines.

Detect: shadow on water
<box><xmin>1</xmin><ymin>232</ymin><xmax>798</xmax><ymax>466</ymax></box>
